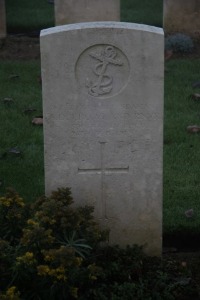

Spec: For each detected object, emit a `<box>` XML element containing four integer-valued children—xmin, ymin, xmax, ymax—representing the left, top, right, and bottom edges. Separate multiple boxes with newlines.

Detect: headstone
<box><xmin>54</xmin><ymin>0</ymin><xmax>120</xmax><ymax>25</ymax></box>
<box><xmin>164</xmin><ymin>0</ymin><xmax>200</xmax><ymax>37</ymax></box>
<box><xmin>0</xmin><ymin>0</ymin><xmax>6</xmax><ymax>38</ymax></box>
<box><xmin>41</xmin><ymin>22</ymin><xmax>164</xmax><ymax>256</ymax></box>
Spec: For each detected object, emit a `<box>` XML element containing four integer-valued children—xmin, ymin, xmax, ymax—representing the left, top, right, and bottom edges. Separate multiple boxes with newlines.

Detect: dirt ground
<box><xmin>1</xmin><ymin>34</ymin><xmax>200</xmax><ymax>60</ymax></box>
<box><xmin>0</xmin><ymin>35</ymin><xmax>40</xmax><ymax>60</ymax></box>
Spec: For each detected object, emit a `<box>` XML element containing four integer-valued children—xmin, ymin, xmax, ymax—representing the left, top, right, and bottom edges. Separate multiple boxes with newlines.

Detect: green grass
<box><xmin>164</xmin><ymin>59</ymin><xmax>200</xmax><ymax>243</ymax></box>
<box><xmin>0</xmin><ymin>62</ymin><xmax>44</xmax><ymax>202</ymax></box>
<box><xmin>6</xmin><ymin>0</ymin><xmax>54</xmax><ymax>33</ymax></box>
<box><xmin>121</xmin><ymin>0</ymin><xmax>163</xmax><ymax>27</ymax></box>
<box><xmin>5</xmin><ymin>0</ymin><xmax>163</xmax><ymax>33</ymax></box>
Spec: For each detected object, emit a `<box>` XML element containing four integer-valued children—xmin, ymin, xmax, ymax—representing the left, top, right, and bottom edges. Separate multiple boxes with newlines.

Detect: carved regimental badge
<box><xmin>75</xmin><ymin>44</ymin><xmax>130</xmax><ymax>99</ymax></box>
<box><xmin>86</xmin><ymin>46</ymin><xmax>123</xmax><ymax>97</ymax></box>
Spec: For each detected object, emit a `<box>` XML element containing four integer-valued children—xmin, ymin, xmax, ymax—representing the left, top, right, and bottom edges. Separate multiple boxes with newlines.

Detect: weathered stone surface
<box><xmin>164</xmin><ymin>0</ymin><xmax>200</xmax><ymax>37</ymax></box>
<box><xmin>54</xmin><ymin>0</ymin><xmax>120</xmax><ymax>25</ymax></box>
<box><xmin>0</xmin><ymin>0</ymin><xmax>6</xmax><ymax>38</ymax></box>
<box><xmin>41</xmin><ymin>22</ymin><xmax>164</xmax><ymax>256</ymax></box>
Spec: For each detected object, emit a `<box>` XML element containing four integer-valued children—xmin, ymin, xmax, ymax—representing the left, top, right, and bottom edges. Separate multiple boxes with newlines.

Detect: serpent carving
<box><xmin>86</xmin><ymin>46</ymin><xmax>123</xmax><ymax>97</ymax></box>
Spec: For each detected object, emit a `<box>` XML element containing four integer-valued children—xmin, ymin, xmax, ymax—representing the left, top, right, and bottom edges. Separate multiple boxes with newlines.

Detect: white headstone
<box><xmin>41</xmin><ymin>22</ymin><xmax>164</xmax><ymax>256</ymax></box>
<box><xmin>0</xmin><ymin>0</ymin><xmax>6</xmax><ymax>38</ymax></box>
<box><xmin>54</xmin><ymin>0</ymin><xmax>120</xmax><ymax>25</ymax></box>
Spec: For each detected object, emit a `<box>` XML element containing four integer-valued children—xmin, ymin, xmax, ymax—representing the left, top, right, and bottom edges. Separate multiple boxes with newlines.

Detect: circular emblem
<box><xmin>75</xmin><ymin>44</ymin><xmax>130</xmax><ymax>99</ymax></box>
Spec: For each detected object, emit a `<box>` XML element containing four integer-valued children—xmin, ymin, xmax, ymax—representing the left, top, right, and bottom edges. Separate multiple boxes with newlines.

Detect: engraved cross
<box><xmin>78</xmin><ymin>142</ymin><xmax>129</xmax><ymax>220</ymax></box>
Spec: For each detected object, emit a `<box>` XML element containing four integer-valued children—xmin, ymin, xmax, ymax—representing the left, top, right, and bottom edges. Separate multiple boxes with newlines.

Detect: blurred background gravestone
<box><xmin>0</xmin><ymin>0</ymin><xmax>6</xmax><ymax>38</ymax></box>
<box><xmin>54</xmin><ymin>0</ymin><xmax>120</xmax><ymax>25</ymax></box>
<box><xmin>164</xmin><ymin>0</ymin><xmax>200</xmax><ymax>37</ymax></box>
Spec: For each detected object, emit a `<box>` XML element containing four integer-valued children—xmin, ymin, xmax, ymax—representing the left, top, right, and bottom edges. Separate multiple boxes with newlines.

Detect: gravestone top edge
<box><xmin>40</xmin><ymin>22</ymin><xmax>164</xmax><ymax>37</ymax></box>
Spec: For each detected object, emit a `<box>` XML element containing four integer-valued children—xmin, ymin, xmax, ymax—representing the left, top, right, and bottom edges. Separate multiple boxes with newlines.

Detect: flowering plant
<box><xmin>0</xmin><ymin>188</ymin><xmax>107</xmax><ymax>299</ymax></box>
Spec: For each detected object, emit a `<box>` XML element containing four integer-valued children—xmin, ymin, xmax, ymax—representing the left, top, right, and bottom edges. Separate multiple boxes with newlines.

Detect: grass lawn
<box><xmin>0</xmin><ymin>62</ymin><xmax>44</xmax><ymax>202</ymax></box>
<box><xmin>6</xmin><ymin>0</ymin><xmax>54</xmax><ymax>33</ymax></box>
<box><xmin>164</xmin><ymin>59</ymin><xmax>200</xmax><ymax>246</ymax></box>
<box><xmin>121</xmin><ymin>0</ymin><xmax>163</xmax><ymax>27</ymax></box>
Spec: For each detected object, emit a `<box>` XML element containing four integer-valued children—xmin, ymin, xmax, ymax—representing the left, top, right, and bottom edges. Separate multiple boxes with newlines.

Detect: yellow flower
<box><xmin>44</xmin><ymin>254</ymin><xmax>52</xmax><ymax>262</ymax></box>
<box><xmin>25</xmin><ymin>252</ymin><xmax>34</xmax><ymax>259</ymax></box>
<box><xmin>4</xmin><ymin>286</ymin><xmax>20</xmax><ymax>299</ymax></box>
<box><xmin>37</xmin><ymin>265</ymin><xmax>51</xmax><ymax>276</ymax></box>
<box><xmin>89</xmin><ymin>275</ymin><xmax>97</xmax><ymax>280</ymax></box>
<box><xmin>16</xmin><ymin>252</ymin><xmax>36</xmax><ymax>265</ymax></box>
<box><xmin>74</xmin><ymin>257</ymin><xmax>83</xmax><ymax>266</ymax></box>
<box><xmin>15</xmin><ymin>197</ymin><xmax>25</xmax><ymax>207</ymax></box>
<box><xmin>15</xmin><ymin>213</ymin><xmax>22</xmax><ymax>219</ymax></box>
<box><xmin>0</xmin><ymin>196</ymin><xmax>25</xmax><ymax>208</ymax></box>
<box><xmin>49</xmin><ymin>266</ymin><xmax>67</xmax><ymax>281</ymax></box>
<box><xmin>27</xmin><ymin>219</ymin><xmax>39</xmax><ymax>226</ymax></box>
<box><xmin>49</xmin><ymin>218</ymin><xmax>56</xmax><ymax>225</ymax></box>
<box><xmin>6</xmin><ymin>286</ymin><xmax>16</xmax><ymax>296</ymax></box>
<box><xmin>0</xmin><ymin>197</ymin><xmax>11</xmax><ymax>207</ymax></box>
<box><xmin>40</xmin><ymin>216</ymin><xmax>56</xmax><ymax>225</ymax></box>
<box><xmin>35</xmin><ymin>211</ymin><xmax>42</xmax><ymax>218</ymax></box>
<box><xmin>38</xmin><ymin>265</ymin><xmax>67</xmax><ymax>281</ymax></box>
